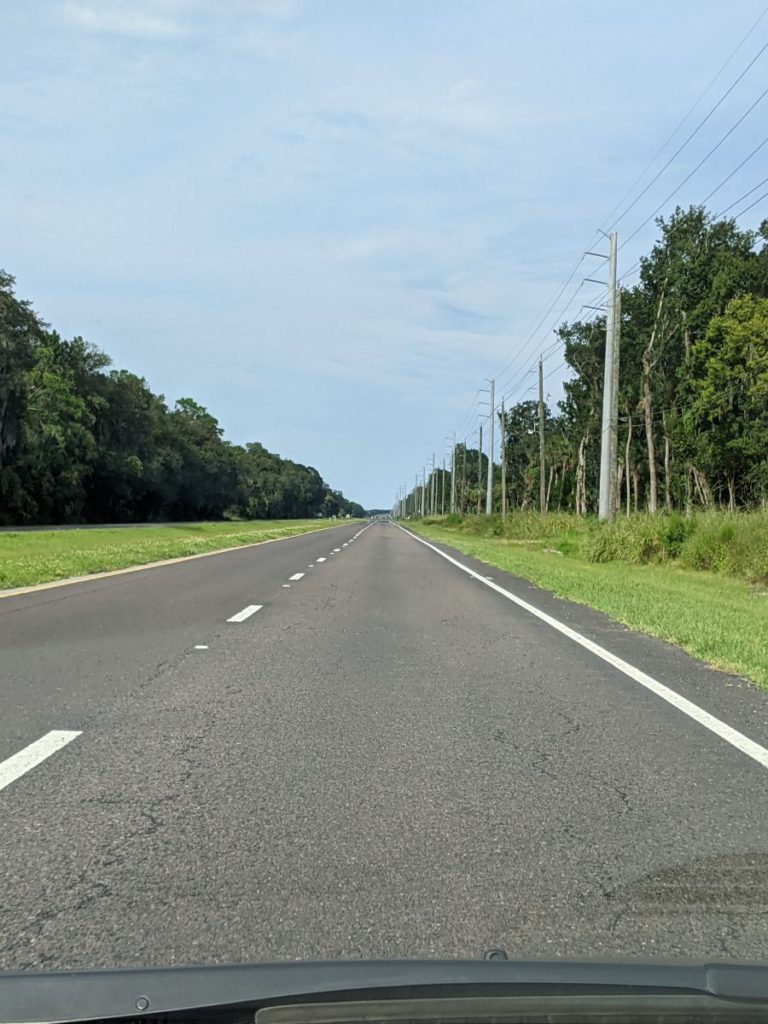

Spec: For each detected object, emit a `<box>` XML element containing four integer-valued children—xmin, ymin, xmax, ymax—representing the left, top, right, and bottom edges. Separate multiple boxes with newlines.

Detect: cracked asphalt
<box><xmin>2</xmin><ymin>520</ymin><xmax>768</xmax><ymax>968</ymax></box>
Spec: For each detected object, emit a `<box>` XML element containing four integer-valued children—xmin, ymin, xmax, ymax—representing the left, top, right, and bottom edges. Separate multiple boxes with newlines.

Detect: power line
<box><xmin>489</xmin><ymin>18</ymin><xmax>768</xmax><ymax>416</ymax></box>
<box><xmin>600</xmin><ymin>5</ymin><xmax>768</xmax><ymax>231</ymax></box>
<box><xmin>700</xmin><ymin>132</ymin><xmax>768</xmax><ymax>205</ymax></box>
<box><xmin>717</xmin><ymin>171</ymin><xmax>768</xmax><ymax>216</ymax></box>
<box><xmin>733</xmin><ymin>186</ymin><xmax>768</xmax><ymax>219</ymax></box>
<box><xmin>544</xmin><ymin>359</ymin><xmax>568</xmax><ymax>381</ymax></box>
<box><xmin>607</xmin><ymin>36</ymin><xmax>768</xmax><ymax>233</ymax></box>
<box><xmin>497</xmin><ymin>263</ymin><xmax>601</xmax><ymax>399</ymax></box>
<box><xmin>454</xmin><ymin>388</ymin><xmax>481</xmax><ymax>439</ymax></box>
<box><xmin>420</xmin><ymin>9</ymin><xmax>768</xmax><ymax>491</ymax></box>
<box><xmin>621</xmin><ymin>80</ymin><xmax>768</xmax><ymax>249</ymax></box>
<box><xmin>493</xmin><ymin>239</ymin><xmax>599</xmax><ymax>389</ymax></box>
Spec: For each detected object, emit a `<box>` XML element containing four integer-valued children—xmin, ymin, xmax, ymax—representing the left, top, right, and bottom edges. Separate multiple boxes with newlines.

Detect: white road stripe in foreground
<box><xmin>289</xmin><ymin>573</ymin><xmax>305</xmax><ymax>581</ymax></box>
<box><xmin>398</xmin><ymin>524</ymin><xmax>768</xmax><ymax>772</ymax></box>
<box><xmin>227</xmin><ymin>604</ymin><xmax>263</xmax><ymax>623</ymax></box>
<box><xmin>0</xmin><ymin>731</ymin><xmax>81</xmax><ymax>794</ymax></box>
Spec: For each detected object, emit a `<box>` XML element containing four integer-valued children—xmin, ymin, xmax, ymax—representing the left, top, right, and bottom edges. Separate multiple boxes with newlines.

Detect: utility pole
<box><xmin>430</xmin><ymin>453</ymin><xmax>436</xmax><ymax>515</ymax></box>
<box><xmin>477</xmin><ymin>423</ymin><xmax>483</xmax><ymax>514</ymax></box>
<box><xmin>500</xmin><ymin>399</ymin><xmax>507</xmax><ymax>518</ymax></box>
<box><xmin>598</xmin><ymin>230</ymin><xmax>618</xmax><ymax>521</ymax></box>
<box><xmin>441</xmin><ymin>456</ymin><xmax>446</xmax><ymax>514</ymax></box>
<box><xmin>609</xmin><ymin>290</ymin><xmax>621</xmax><ymax>516</ymax></box>
<box><xmin>414</xmin><ymin>473</ymin><xmax>419</xmax><ymax>518</ymax></box>
<box><xmin>450</xmin><ymin>432</ymin><xmax>456</xmax><ymax>514</ymax></box>
<box><xmin>421</xmin><ymin>466</ymin><xmax>426</xmax><ymax>516</ymax></box>
<box><xmin>486</xmin><ymin>378</ymin><xmax>495</xmax><ymax>514</ymax></box>
<box><xmin>460</xmin><ymin>442</ymin><xmax>466</xmax><ymax>514</ymax></box>
<box><xmin>538</xmin><ymin>359</ymin><xmax>547</xmax><ymax>515</ymax></box>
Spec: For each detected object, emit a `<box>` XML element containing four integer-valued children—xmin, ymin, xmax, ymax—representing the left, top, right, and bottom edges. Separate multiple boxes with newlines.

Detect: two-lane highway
<box><xmin>2</xmin><ymin>521</ymin><xmax>768</xmax><ymax>968</ymax></box>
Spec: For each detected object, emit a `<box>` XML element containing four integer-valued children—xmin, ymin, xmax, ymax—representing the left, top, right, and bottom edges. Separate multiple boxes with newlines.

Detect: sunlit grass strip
<box><xmin>0</xmin><ymin>520</ymin><xmax>352</xmax><ymax>589</ymax></box>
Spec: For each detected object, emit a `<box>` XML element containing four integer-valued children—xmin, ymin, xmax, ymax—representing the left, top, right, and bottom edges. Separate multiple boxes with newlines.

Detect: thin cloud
<box><xmin>431</xmin><ymin>303</ymin><xmax>505</xmax><ymax>335</ymax></box>
<box><xmin>60</xmin><ymin>2</ymin><xmax>184</xmax><ymax>38</ymax></box>
<box><xmin>248</xmin><ymin>0</ymin><xmax>299</xmax><ymax>19</ymax></box>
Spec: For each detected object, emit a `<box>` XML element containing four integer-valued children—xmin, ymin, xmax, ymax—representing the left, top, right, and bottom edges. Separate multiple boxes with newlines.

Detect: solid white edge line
<box><xmin>0</xmin><ymin>730</ymin><xmax>81</xmax><ymax>793</ymax></box>
<box><xmin>289</xmin><ymin>573</ymin><xmax>305</xmax><ymax>581</ymax></box>
<box><xmin>396</xmin><ymin>523</ymin><xmax>768</xmax><ymax>771</ymax></box>
<box><xmin>226</xmin><ymin>604</ymin><xmax>263</xmax><ymax>623</ymax></box>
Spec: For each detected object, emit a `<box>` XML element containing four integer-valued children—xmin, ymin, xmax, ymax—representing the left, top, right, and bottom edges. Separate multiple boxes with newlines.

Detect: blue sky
<box><xmin>3</xmin><ymin>1</ymin><xmax>767</xmax><ymax>508</ymax></box>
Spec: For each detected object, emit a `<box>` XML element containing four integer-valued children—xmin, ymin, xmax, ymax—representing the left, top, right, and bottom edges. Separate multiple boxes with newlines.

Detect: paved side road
<box><xmin>1</xmin><ymin>521</ymin><xmax>768</xmax><ymax>968</ymax></box>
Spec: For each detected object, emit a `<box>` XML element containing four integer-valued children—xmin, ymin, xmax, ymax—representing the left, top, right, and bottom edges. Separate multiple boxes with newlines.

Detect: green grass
<box><xmin>0</xmin><ymin>519</ymin><xmax>355</xmax><ymax>590</ymax></box>
<box><xmin>409</xmin><ymin>518</ymin><xmax>768</xmax><ymax>689</ymax></box>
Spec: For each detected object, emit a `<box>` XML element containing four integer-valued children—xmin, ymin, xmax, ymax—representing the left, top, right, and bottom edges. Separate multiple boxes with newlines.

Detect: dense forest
<box><xmin>0</xmin><ymin>272</ymin><xmax>364</xmax><ymax>525</ymax></box>
<box><xmin>410</xmin><ymin>207</ymin><xmax>768</xmax><ymax>516</ymax></box>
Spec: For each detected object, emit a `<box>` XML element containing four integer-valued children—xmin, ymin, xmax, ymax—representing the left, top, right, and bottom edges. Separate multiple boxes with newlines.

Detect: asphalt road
<box><xmin>2</xmin><ymin>520</ymin><xmax>768</xmax><ymax>969</ymax></box>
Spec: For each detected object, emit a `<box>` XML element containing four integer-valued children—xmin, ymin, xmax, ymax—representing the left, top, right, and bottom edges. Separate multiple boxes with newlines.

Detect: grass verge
<box><xmin>407</xmin><ymin>519</ymin><xmax>768</xmax><ymax>689</ymax></box>
<box><xmin>0</xmin><ymin>519</ymin><xmax>354</xmax><ymax>590</ymax></box>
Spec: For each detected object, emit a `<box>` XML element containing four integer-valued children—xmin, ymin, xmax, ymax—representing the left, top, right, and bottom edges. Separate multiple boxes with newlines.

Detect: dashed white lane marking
<box><xmin>308</xmin><ymin>564</ymin><xmax>314</xmax><ymax>568</ymax></box>
<box><xmin>317</xmin><ymin>557</ymin><xmax>326</xmax><ymax>562</ymax></box>
<box><xmin>227</xmin><ymin>604</ymin><xmax>263</xmax><ymax>623</ymax></box>
<box><xmin>282</xmin><ymin>584</ymin><xmax>291</xmax><ymax>588</ymax></box>
<box><xmin>333</xmin><ymin>548</ymin><xmax>341</xmax><ymax>552</ymax></box>
<box><xmin>0</xmin><ymin>731</ymin><xmax>81</xmax><ymax>794</ymax></box>
<box><xmin>194</xmin><ymin>645</ymin><xmax>209</xmax><ymax>650</ymax></box>
<box><xmin>289</xmin><ymin>572</ymin><xmax>305</xmax><ymax>581</ymax></box>
<box><xmin>343</xmin><ymin>543</ymin><xmax>349</xmax><ymax>547</ymax></box>
<box><xmin>397</xmin><ymin>524</ymin><xmax>768</xmax><ymax>772</ymax></box>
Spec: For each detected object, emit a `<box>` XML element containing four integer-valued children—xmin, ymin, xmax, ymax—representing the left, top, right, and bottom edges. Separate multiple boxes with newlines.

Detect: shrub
<box><xmin>679</xmin><ymin>512</ymin><xmax>768</xmax><ymax>583</ymax></box>
<box><xmin>585</xmin><ymin>514</ymin><xmax>673</xmax><ymax>564</ymax></box>
<box><xmin>420</xmin><ymin>509</ymin><xmax>768</xmax><ymax>585</ymax></box>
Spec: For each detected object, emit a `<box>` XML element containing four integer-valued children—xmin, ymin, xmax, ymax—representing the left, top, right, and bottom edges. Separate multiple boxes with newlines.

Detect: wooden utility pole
<box><xmin>476</xmin><ymin>423</ymin><xmax>483</xmax><ymax>514</ymax></box>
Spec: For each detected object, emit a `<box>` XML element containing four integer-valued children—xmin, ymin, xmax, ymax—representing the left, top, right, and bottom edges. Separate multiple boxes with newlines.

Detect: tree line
<box><xmin>408</xmin><ymin>207</ymin><xmax>768</xmax><ymax>517</ymax></box>
<box><xmin>0</xmin><ymin>271</ymin><xmax>364</xmax><ymax>525</ymax></box>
